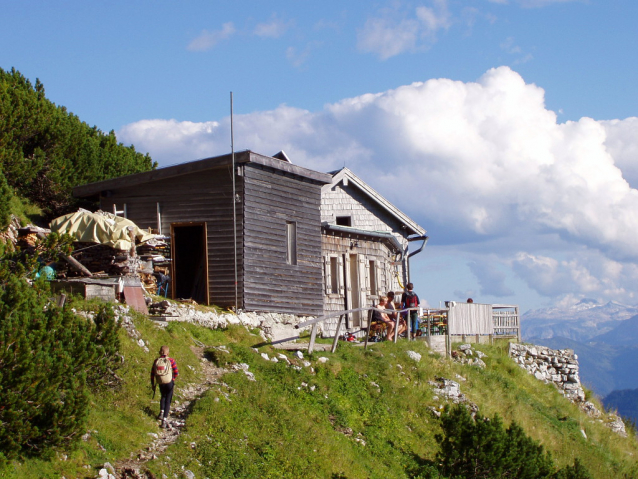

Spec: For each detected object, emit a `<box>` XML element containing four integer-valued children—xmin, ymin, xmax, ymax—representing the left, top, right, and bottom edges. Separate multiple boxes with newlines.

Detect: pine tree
<box><xmin>0</xmin><ymin>67</ymin><xmax>156</xmax><ymax>219</ymax></box>
<box><xmin>0</xmin><ymin>250</ymin><xmax>121</xmax><ymax>460</ymax></box>
<box><xmin>435</xmin><ymin>404</ymin><xmax>584</xmax><ymax>479</ymax></box>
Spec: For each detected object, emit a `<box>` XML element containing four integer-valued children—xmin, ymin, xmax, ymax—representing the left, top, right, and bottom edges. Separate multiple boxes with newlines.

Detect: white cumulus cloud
<box><xmin>118</xmin><ymin>66</ymin><xmax>638</xmax><ymax>304</ymax></box>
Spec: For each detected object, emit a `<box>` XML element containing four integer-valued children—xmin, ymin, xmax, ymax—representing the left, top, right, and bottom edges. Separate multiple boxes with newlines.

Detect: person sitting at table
<box><xmin>386</xmin><ymin>291</ymin><xmax>407</xmax><ymax>338</ymax></box>
<box><xmin>371</xmin><ymin>296</ymin><xmax>396</xmax><ymax>340</ymax></box>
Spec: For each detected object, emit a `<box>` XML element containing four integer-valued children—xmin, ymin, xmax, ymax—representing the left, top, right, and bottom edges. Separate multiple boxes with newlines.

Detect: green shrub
<box><xmin>0</xmin><ymin>265</ymin><xmax>121</xmax><ymax>461</ymax></box>
<box><xmin>0</xmin><ymin>171</ymin><xmax>12</xmax><ymax>230</ymax></box>
<box><xmin>435</xmin><ymin>404</ymin><xmax>570</xmax><ymax>479</ymax></box>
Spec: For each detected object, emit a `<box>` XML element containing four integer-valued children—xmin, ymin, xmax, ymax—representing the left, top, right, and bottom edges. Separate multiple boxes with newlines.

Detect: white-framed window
<box><xmin>324</xmin><ymin>255</ymin><xmax>344</xmax><ymax>295</ymax></box>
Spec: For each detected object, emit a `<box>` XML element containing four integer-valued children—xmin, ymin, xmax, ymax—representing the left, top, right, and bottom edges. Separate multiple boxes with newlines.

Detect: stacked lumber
<box><xmin>68</xmin><ymin>242</ymin><xmax>130</xmax><ymax>276</ymax></box>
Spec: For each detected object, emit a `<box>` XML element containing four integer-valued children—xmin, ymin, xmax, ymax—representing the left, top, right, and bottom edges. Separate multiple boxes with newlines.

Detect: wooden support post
<box><xmin>308</xmin><ymin>323</ymin><xmax>318</xmax><ymax>354</ymax></box>
<box><xmin>364</xmin><ymin>310</ymin><xmax>372</xmax><ymax>350</ymax></box>
<box><xmin>489</xmin><ymin>334</ymin><xmax>493</xmax><ymax>345</ymax></box>
<box><xmin>476</xmin><ymin>334</ymin><xmax>479</xmax><ymax>344</ymax></box>
<box><xmin>516</xmin><ymin>306</ymin><xmax>521</xmax><ymax>343</ymax></box>
<box><xmin>406</xmin><ymin>310</ymin><xmax>411</xmax><ymax>341</ymax></box>
<box><xmin>331</xmin><ymin>314</ymin><xmax>344</xmax><ymax>353</ymax></box>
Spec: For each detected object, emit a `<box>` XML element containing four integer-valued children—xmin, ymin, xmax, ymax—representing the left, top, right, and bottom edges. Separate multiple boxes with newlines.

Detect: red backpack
<box><xmin>405</xmin><ymin>292</ymin><xmax>418</xmax><ymax>309</ymax></box>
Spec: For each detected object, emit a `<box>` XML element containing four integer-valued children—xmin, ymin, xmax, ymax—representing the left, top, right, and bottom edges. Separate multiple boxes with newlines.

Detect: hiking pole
<box><xmin>152</xmin><ymin>383</ymin><xmax>156</xmax><ymax>399</ymax></box>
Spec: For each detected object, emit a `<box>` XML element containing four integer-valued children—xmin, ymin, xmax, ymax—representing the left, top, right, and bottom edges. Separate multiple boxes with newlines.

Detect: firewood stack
<box><xmin>66</xmin><ymin>242</ymin><xmax>131</xmax><ymax>276</ymax></box>
<box><xmin>137</xmin><ymin>236</ymin><xmax>172</xmax><ymax>285</ymax></box>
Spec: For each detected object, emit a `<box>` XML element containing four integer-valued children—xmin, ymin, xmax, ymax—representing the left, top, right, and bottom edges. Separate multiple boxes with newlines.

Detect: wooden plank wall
<box><xmin>99</xmin><ymin>167</ymin><xmax>244</xmax><ymax>309</ymax></box>
<box><xmin>242</xmin><ymin>163</ymin><xmax>324</xmax><ymax>316</ymax></box>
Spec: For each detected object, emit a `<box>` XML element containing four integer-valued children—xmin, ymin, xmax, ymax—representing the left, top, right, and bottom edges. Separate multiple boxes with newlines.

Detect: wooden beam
<box><xmin>61</xmin><ymin>254</ymin><xmax>92</xmax><ymax>277</ymax></box>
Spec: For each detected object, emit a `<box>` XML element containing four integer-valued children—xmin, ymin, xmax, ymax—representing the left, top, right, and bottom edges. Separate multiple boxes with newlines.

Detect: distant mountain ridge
<box><xmin>522</xmin><ymin>299</ymin><xmax>638</xmax><ymax>342</ymax></box>
<box><xmin>522</xmin><ymin>299</ymin><xmax>638</xmax><ymax>403</ymax></box>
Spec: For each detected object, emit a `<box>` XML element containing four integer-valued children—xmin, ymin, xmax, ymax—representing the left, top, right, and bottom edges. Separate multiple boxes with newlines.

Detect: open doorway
<box><xmin>171</xmin><ymin>223</ymin><xmax>209</xmax><ymax>305</ymax></box>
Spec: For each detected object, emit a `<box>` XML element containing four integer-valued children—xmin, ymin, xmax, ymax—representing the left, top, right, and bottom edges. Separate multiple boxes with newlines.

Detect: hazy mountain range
<box><xmin>522</xmin><ymin>299</ymin><xmax>638</xmax><ymax>422</ymax></box>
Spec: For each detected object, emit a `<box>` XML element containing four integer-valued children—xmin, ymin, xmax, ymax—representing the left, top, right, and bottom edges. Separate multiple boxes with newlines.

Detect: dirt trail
<box><xmin>114</xmin><ymin>347</ymin><xmax>228</xmax><ymax>479</ymax></box>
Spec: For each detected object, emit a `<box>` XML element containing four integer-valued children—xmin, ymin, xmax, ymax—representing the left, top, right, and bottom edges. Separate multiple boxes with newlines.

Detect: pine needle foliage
<box><xmin>0</xmin><ymin>67</ymin><xmax>156</xmax><ymax>220</ymax></box>
<box><xmin>435</xmin><ymin>404</ymin><xmax>593</xmax><ymax>479</ymax></box>
<box><xmin>0</xmin><ymin>261</ymin><xmax>121</xmax><ymax>461</ymax></box>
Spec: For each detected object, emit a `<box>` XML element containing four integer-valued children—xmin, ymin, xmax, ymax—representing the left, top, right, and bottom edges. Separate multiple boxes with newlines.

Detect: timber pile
<box><xmin>137</xmin><ymin>237</ymin><xmax>171</xmax><ymax>276</ymax></box>
<box><xmin>140</xmin><ymin>271</ymin><xmax>158</xmax><ymax>295</ymax></box>
<box><xmin>16</xmin><ymin>225</ymin><xmax>50</xmax><ymax>251</ymax></box>
<box><xmin>66</xmin><ymin>242</ymin><xmax>131</xmax><ymax>277</ymax></box>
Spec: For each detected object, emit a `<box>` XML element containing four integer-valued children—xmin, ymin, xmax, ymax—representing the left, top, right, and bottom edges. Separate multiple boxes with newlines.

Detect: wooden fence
<box><xmin>293</xmin><ymin>303</ymin><xmax>520</xmax><ymax>355</ymax></box>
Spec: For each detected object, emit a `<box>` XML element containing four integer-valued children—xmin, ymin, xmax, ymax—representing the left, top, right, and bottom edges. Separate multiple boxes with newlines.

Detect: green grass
<box><xmin>9</xmin><ymin>195</ymin><xmax>45</xmax><ymax>227</ymax></box>
<box><xmin>2</xmin><ymin>308</ymin><xmax>638</xmax><ymax>478</ymax></box>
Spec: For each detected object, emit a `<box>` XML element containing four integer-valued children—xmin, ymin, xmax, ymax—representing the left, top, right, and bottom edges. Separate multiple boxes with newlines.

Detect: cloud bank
<box><xmin>118</xmin><ymin>67</ymin><xmax>638</xmax><ymax>305</ymax></box>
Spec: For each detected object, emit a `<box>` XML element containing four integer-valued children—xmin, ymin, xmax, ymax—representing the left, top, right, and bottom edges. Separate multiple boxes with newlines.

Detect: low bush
<box><xmin>0</xmin><ymin>263</ymin><xmax>121</xmax><ymax>461</ymax></box>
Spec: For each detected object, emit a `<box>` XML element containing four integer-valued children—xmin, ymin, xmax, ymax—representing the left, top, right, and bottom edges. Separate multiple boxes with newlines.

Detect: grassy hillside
<box><xmin>3</xmin><ymin>305</ymin><xmax>638</xmax><ymax>479</ymax></box>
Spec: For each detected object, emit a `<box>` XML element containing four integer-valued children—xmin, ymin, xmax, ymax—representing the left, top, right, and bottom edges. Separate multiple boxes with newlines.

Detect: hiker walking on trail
<box><xmin>151</xmin><ymin>345</ymin><xmax>179</xmax><ymax>428</ymax></box>
<box><xmin>401</xmin><ymin>283</ymin><xmax>421</xmax><ymax>339</ymax></box>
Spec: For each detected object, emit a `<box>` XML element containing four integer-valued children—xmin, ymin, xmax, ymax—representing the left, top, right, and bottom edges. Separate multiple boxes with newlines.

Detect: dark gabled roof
<box><xmin>74</xmin><ymin>150</ymin><xmax>332</xmax><ymax>198</ymax></box>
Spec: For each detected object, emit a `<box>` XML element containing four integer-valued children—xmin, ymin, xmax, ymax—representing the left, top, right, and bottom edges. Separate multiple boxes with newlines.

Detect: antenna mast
<box><xmin>231</xmin><ymin>92</ymin><xmax>238</xmax><ymax>310</ymax></box>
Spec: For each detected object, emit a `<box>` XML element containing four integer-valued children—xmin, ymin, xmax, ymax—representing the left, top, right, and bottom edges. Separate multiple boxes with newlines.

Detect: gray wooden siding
<box><xmin>321</xmin><ymin>183</ymin><xmax>409</xmax><ymax>251</ymax></box>
<box><xmin>99</xmin><ymin>167</ymin><xmax>244</xmax><ymax>309</ymax></box>
<box><xmin>242</xmin><ymin>163</ymin><xmax>324</xmax><ymax>316</ymax></box>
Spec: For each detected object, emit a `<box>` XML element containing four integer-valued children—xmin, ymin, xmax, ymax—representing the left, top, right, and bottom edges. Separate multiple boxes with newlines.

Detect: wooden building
<box><xmin>320</xmin><ymin>167</ymin><xmax>427</xmax><ymax>335</ymax></box>
<box><xmin>74</xmin><ymin>151</ymin><xmax>331</xmax><ymax>316</ymax></box>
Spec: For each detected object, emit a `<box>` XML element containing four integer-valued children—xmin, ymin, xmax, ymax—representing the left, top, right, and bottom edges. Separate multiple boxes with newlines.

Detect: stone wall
<box><xmin>508</xmin><ymin>342</ymin><xmax>627</xmax><ymax>436</ymax></box>
<box><xmin>508</xmin><ymin>342</ymin><xmax>585</xmax><ymax>401</ymax></box>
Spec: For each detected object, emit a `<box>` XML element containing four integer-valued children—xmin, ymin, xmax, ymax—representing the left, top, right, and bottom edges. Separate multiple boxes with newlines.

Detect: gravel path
<box><xmin>112</xmin><ymin>347</ymin><xmax>228</xmax><ymax>479</ymax></box>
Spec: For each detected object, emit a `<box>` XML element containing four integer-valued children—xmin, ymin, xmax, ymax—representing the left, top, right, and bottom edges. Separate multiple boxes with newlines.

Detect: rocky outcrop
<box><xmin>509</xmin><ymin>343</ymin><xmax>585</xmax><ymax>401</ymax></box>
<box><xmin>509</xmin><ymin>342</ymin><xmax>627</xmax><ymax>437</ymax></box>
<box><xmin>452</xmin><ymin>344</ymin><xmax>487</xmax><ymax>368</ymax></box>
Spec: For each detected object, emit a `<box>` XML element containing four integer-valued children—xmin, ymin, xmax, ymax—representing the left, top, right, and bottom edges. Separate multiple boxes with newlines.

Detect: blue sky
<box><xmin>3</xmin><ymin>0</ymin><xmax>638</xmax><ymax>313</ymax></box>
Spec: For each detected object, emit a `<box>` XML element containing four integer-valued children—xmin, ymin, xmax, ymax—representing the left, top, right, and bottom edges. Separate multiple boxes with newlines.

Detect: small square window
<box><xmin>336</xmin><ymin>216</ymin><xmax>352</xmax><ymax>227</ymax></box>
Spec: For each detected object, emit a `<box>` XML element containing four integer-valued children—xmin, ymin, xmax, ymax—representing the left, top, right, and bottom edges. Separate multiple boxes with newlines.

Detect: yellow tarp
<box><xmin>50</xmin><ymin>209</ymin><xmax>155</xmax><ymax>250</ymax></box>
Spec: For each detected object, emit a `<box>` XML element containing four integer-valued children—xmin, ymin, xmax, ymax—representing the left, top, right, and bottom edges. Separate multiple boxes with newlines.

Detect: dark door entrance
<box><xmin>171</xmin><ymin>223</ymin><xmax>209</xmax><ymax>305</ymax></box>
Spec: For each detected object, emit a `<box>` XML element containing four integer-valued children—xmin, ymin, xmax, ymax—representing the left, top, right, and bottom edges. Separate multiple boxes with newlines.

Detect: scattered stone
<box><xmin>97</xmin><ymin>468</ymin><xmax>115</xmax><ymax>479</ymax></box>
<box><xmin>317</xmin><ymin>357</ymin><xmax>329</xmax><ymax>363</ymax></box>
<box><xmin>406</xmin><ymin>350</ymin><xmax>422</xmax><ymax>362</ymax></box>
<box><xmin>260</xmin><ymin>353</ymin><xmax>270</xmax><ymax>361</ymax></box>
<box><xmin>452</xmin><ymin>344</ymin><xmax>487</xmax><ymax>368</ymax></box>
<box><xmin>277</xmin><ymin>353</ymin><xmax>290</xmax><ymax>364</ymax></box>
